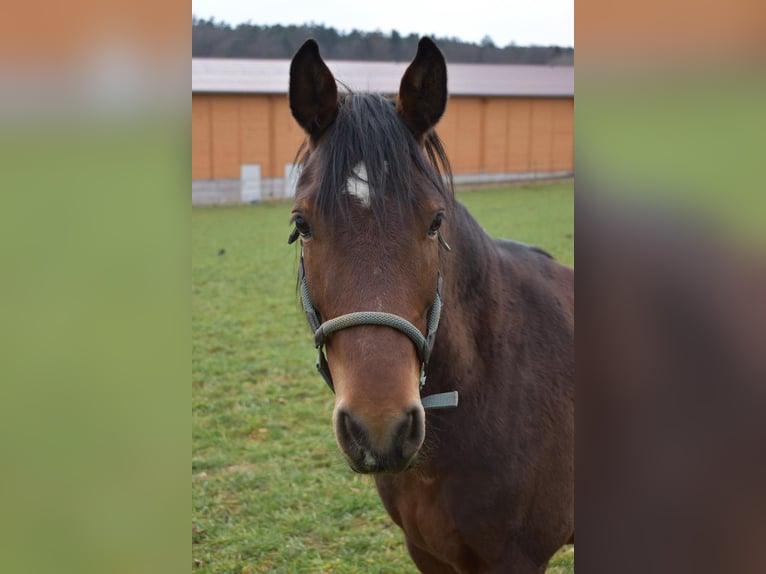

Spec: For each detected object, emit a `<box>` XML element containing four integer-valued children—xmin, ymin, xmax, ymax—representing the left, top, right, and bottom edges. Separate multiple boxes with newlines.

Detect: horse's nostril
<box><xmin>337</xmin><ymin>409</ymin><xmax>368</xmax><ymax>452</ymax></box>
<box><xmin>398</xmin><ymin>406</ymin><xmax>425</xmax><ymax>460</ymax></box>
<box><xmin>344</xmin><ymin>412</ymin><xmax>361</xmax><ymax>443</ymax></box>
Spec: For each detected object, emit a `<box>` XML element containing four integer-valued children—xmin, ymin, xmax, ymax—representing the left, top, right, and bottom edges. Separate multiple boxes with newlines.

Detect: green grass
<box><xmin>192</xmin><ymin>180</ymin><xmax>574</xmax><ymax>573</ymax></box>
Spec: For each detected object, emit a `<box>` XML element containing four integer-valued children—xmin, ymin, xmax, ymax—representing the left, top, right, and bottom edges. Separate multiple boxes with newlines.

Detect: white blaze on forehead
<box><xmin>345</xmin><ymin>162</ymin><xmax>370</xmax><ymax>207</ymax></box>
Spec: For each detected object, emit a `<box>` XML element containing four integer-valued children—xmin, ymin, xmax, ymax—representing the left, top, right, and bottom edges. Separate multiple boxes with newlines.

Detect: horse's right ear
<box><xmin>397</xmin><ymin>37</ymin><xmax>448</xmax><ymax>140</ymax></box>
<box><xmin>289</xmin><ymin>39</ymin><xmax>338</xmax><ymax>140</ymax></box>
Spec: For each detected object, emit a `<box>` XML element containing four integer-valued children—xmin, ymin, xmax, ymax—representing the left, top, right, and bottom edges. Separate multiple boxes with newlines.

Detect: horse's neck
<box><xmin>430</xmin><ymin>203</ymin><xmax>507</xmax><ymax>382</ymax></box>
<box><xmin>444</xmin><ymin>202</ymin><xmax>501</xmax><ymax>311</ymax></box>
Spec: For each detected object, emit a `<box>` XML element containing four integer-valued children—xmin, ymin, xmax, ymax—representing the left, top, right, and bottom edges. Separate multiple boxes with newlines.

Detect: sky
<box><xmin>191</xmin><ymin>0</ymin><xmax>573</xmax><ymax>48</ymax></box>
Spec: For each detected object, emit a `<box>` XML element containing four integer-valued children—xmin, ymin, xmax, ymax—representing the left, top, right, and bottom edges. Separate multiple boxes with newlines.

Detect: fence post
<box><xmin>241</xmin><ymin>164</ymin><xmax>262</xmax><ymax>203</ymax></box>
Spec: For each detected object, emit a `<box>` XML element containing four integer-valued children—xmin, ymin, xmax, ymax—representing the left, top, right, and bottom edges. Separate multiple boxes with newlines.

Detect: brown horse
<box><xmin>288</xmin><ymin>37</ymin><xmax>573</xmax><ymax>574</ymax></box>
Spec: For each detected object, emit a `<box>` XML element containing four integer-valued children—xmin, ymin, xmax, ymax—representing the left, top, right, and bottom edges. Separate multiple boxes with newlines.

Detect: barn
<box><xmin>192</xmin><ymin>58</ymin><xmax>573</xmax><ymax>204</ymax></box>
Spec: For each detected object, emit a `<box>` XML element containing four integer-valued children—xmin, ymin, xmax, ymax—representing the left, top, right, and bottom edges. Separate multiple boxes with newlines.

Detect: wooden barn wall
<box><xmin>192</xmin><ymin>94</ymin><xmax>573</xmax><ymax>181</ymax></box>
<box><xmin>191</xmin><ymin>95</ymin><xmax>212</xmax><ymax>180</ymax></box>
<box><xmin>438</xmin><ymin>96</ymin><xmax>574</xmax><ymax>174</ymax></box>
<box><xmin>192</xmin><ymin>93</ymin><xmax>304</xmax><ymax>180</ymax></box>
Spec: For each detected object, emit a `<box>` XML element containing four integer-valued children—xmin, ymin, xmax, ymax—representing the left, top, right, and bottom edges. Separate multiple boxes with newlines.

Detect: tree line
<box><xmin>192</xmin><ymin>18</ymin><xmax>573</xmax><ymax>65</ymax></box>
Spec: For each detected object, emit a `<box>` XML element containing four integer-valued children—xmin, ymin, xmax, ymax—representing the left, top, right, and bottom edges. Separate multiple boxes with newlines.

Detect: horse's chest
<box><xmin>375</xmin><ymin>475</ymin><xmax>475</xmax><ymax>566</ymax></box>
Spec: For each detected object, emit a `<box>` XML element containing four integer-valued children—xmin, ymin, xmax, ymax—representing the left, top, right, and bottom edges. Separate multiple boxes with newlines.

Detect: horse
<box><xmin>287</xmin><ymin>37</ymin><xmax>574</xmax><ymax>574</ymax></box>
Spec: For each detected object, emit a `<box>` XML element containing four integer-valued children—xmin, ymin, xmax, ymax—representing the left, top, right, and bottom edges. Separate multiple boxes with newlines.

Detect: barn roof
<box><xmin>192</xmin><ymin>58</ymin><xmax>573</xmax><ymax>97</ymax></box>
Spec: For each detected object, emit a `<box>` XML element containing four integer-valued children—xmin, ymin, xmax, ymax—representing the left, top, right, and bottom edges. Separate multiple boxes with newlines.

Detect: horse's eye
<box><xmin>295</xmin><ymin>216</ymin><xmax>311</xmax><ymax>236</ymax></box>
<box><xmin>288</xmin><ymin>215</ymin><xmax>312</xmax><ymax>244</ymax></box>
<box><xmin>428</xmin><ymin>213</ymin><xmax>444</xmax><ymax>236</ymax></box>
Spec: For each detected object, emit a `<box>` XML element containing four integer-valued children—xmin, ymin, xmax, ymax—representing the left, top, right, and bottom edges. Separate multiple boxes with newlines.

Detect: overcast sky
<box><xmin>191</xmin><ymin>0</ymin><xmax>573</xmax><ymax>48</ymax></box>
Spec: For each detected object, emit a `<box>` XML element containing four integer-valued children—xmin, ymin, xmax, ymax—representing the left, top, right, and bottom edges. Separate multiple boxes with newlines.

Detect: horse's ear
<box><xmin>397</xmin><ymin>37</ymin><xmax>448</xmax><ymax>140</ymax></box>
<box><xmin>289</xmin><ymin>39</ymin><xmax>338</xmax><ymax>140</ymax></box>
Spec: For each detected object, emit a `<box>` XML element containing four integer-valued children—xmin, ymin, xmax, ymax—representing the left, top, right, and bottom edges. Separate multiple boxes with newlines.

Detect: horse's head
<box><xmin>288</xmin><ymin>38</ymin><xmax>453</xmax><ymax>473</ymax></box>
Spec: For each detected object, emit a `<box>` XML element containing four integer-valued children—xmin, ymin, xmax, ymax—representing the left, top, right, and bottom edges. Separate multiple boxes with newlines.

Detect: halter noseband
<box><xmin>296</xmin><ymin>248</ymin><xmax>458</xmax><ymax>410</ymax></box>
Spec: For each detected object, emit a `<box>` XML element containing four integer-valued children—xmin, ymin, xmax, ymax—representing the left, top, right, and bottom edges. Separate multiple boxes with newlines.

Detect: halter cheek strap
<box><xmin>297</xmin><ymin>252</ymin><xmax>458</xmax><ymax>410</ymax></box>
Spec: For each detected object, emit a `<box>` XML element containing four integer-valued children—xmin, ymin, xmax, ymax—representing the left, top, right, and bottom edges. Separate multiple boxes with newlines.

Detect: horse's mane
<box><xmin>296</xmin><ymin>92</ymin><xmax>454</xmax><ymax>224</ymax></box>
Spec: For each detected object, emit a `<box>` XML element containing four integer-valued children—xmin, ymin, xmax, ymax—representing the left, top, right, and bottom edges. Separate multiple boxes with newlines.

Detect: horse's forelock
<box><xmin>297</xmin><ymin>92</ymin><xmax>453</xmax><ymax>226</ymax></box>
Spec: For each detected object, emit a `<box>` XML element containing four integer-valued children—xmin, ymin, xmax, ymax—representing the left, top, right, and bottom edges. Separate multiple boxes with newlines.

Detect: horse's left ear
<box><xmin>289</xmin><ymin>39</ymin><xmax>338</xmax><ymax>140</ymax></box>
<box><xmin>397</xmin><ymin>37</ymin><xmax>448</xmax><ymax>140</ymax></box>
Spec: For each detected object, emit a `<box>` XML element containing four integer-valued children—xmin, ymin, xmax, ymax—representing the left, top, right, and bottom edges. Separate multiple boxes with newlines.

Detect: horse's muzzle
<box><xmin>334</xmin><ymin>404</ymin><xmax>425</xmax><ymax>474</ymax></box>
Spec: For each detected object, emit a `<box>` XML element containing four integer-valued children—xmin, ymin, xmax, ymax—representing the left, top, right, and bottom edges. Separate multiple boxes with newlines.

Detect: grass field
<box><xmin>192</xmin><ymin>180</ymin><xmax>574</xmax><ymax>573</ymax></box>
